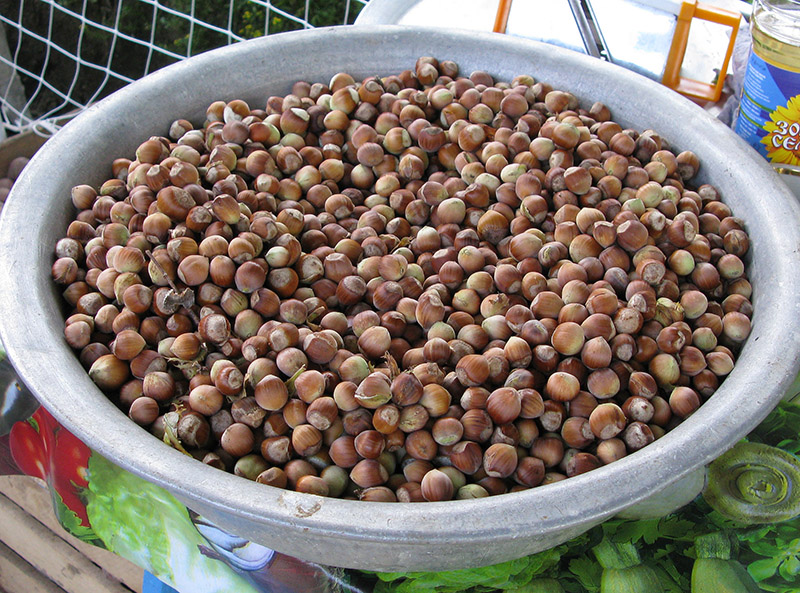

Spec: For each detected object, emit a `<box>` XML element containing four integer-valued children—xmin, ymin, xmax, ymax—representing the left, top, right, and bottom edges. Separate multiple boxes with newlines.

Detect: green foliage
<box><xmin>721</xmin><ymin>519</ymin><xmax>800</xmax><ymax>590</ymax></box>
<box><xmin>600</xmin><ymin>516</ymin><xmax>699</xmax><ymax>546</ymax></box>
<box><xmin>567</xmin><ymin>556</ymin><xmax>602</xmax><ymax>592</ymax></box>
<box><xmin>369</xmin><ymin>538</ymin><xmax>589</xmax><ymax>593</ymax></box>
<box><xmin>4</xmin><ymin>0</ymin><xmax>364</xmax><ymax>119</ymax></box>
<box><xmin>747</xmin><ymin>395</ymin><xmax>800</xmax><ymax>455</ymax></box>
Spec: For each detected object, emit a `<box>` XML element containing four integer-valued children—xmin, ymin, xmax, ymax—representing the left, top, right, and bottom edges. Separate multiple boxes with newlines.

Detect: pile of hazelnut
<box><xmin>51</xmin><ymin>57</ymin><xmax>752</xmax><ymax>502</ymax></box>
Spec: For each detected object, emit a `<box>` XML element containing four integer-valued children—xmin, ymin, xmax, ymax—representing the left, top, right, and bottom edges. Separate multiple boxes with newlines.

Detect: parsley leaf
<box><xmin>52</xmin><ymin>489</ymin><xmax>99</xmax><ymax>544</ymax></box>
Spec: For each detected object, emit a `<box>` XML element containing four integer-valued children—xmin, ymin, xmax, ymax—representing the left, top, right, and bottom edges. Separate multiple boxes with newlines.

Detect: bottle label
<box><xmin>736</xmin><ymin>50</ymin><xmax>800</xmax><ymax>167</ymax></box>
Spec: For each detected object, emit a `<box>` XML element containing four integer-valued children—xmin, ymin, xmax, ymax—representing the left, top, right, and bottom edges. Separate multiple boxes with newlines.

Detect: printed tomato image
<box><xmin>9</xmin><ymin>407</ymin><xmax>93</xmax><ymax>532</ymax></box>
<box><xmin>9</xmin><ymin>412</ymin><xmax>49</xmax><ymax>480</ymax></box>
<box><xmin>52</xmin><ymin>427</ymin><xmax>91</xmax><ymax>490</ymax></box>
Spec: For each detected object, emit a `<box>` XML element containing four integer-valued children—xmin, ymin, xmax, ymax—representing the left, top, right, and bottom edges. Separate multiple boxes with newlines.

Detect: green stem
<box><xmin>694</xmin><ymin>531</ymin><xmax>733</xmax><ymax>560</ymax></box>
<box><xmin>593</xmin><ymin>539</ymin><xmax>641</xmax><ymax>570</ymax></box>
<box><xmin>285</xmin><ymin>364</ymin><xmax>306</xmax><ymax>396</ymax></box>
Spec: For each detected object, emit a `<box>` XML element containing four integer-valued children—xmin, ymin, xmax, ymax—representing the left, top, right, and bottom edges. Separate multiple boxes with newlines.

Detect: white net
<box><xmin>0</xmin><ymin>0</ymin><xmax>368</xmax><ymax>137</ymax></box>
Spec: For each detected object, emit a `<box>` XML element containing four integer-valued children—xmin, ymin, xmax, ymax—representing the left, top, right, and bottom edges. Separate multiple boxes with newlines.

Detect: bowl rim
<box><xmin>2</xmin><ymin>24</ymin><xmax>799</xmax><ymax>570</ymax></box>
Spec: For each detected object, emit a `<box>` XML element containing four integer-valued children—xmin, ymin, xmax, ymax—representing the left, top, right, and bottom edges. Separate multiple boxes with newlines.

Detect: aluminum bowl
<box><xmin>1</xmin><ymin>26</ymin><xmax>799</xmax><ymax>571</ymax></box>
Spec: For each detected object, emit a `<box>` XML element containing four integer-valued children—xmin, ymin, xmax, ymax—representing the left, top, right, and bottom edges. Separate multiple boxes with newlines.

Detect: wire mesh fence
<box><xmin>0</xmin><ymin>0</ymin><xmax>368</xmax><ymax>137</ymax></box>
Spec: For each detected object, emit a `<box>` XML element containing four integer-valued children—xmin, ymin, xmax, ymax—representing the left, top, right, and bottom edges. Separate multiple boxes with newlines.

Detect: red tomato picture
<box><xmin>51</xmin><ymin>428</ymin><xmax>91</xmax><ymax>490</ymax></box>
<box><xmin>9</xmin><ymin>416</ymin><xmax>48</xmax><ymax>480</ymax></box>
<box><xmin>9</xmin><ymin>407</ymin><xmax>93</xmax><ymax>529</ymax></box>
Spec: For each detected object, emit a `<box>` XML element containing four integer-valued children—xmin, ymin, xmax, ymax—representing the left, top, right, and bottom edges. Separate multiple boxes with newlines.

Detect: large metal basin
<box><xmin>1</xmin><ymin>26</ymin><xmax>799</xmax><ymax>571</ymax></box>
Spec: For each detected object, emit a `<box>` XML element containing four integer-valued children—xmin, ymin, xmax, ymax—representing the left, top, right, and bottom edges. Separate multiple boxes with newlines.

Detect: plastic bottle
<box><xmin>735</xmin><ymin>0</ymin><xmax>800</xmax><ymax>172</ymax></box>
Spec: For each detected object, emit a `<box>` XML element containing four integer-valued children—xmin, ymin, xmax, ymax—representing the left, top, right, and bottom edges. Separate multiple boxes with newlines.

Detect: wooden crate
<box><xmin>0</xmin><ymin>475</ymin><xmax>143</xmax><ymax>593</ymax></box>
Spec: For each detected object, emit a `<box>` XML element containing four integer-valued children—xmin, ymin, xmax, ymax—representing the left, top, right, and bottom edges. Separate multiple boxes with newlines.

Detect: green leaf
<box><xmin>651</xmin><ymin>545</ymin><xmax>675</xmax><ymax>560</ymax></box>
<box><xmin>749</xmin><ymin>540</ymin><xmax>783</xmax><ymax>557</ymax></box>
<box><xmin>706</xmin><ymin>508</ymin><xmax>750</xmax><ymax>531</ymax></box>
<box><xmin>749</xmin><ymin>557</ymin><xmax>783</xmax><ymax>581</ymax></box>
<box><xmin>600</xmin><ymin>519</ymin><xmax>624</xmax><ymax>537</ymax></box>
<box><xmin>776</xmin><ymin>522</ymin><xmax>800</xmax><ymax>538</ymax></box>
<box><xmin>775</xmin><ymin>439</ymin><xmax>800</xmax><ymax>454</ymax></box>
<box><xmin>52</xmin><ymin>489</ymin><xmax>98</xmax><ymax>543</ymax></box>
<box><xmin>602</xmin><ymin>518</ymin><xmax>662</xmax><ymax>545</ymax></box>
<box><xmin>663</xmin><ymin>559</ymin><xmax>691</xmax><ymax>591</ymax></box>
<box><xmin>505</xmin><ymin>547</ymin><xmax>563</xmax><ymax>589</ymax></box>
<box><xmin>567</xmin><ymin>556</ymin><xmax>601</xmax><ymax>592</ymax></box>
<box><xmin>650</xmin><ymin>564</ymin><xmax>683</xmax><ymax>593</ymax></box>
<box><xmin>750</xmin><ymin>400</ymin><xmax>800</xmax><ymax>446</ymax></box>
<box><xmin>656</xmin><ymin>515</ymin><xmax>703</xmax><ymax>542</ymax></box>
<box><xmin>388</xmin><ymin>578</ymin><xmax>436</xmax><ymax>593</ymax></box>
<box><xmin>374</xmin><ymin>572</ymin><xmax>409</xmax><ymax>583</ymax></box>
<box><xmin>737</xmin><ymin>525</ymin><xmax>775</xmax><ymax>542</ymax></box>
<box><xmin>779</xmin><ymin>555</ymin><xmax>800</xmax><ymax>580</ymax></box>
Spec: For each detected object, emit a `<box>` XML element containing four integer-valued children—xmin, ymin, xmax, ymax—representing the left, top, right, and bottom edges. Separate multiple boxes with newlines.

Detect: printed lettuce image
<box><xmin>86</xmin><ymin>453</ymin><xmax>260</xmax><ymax>593</ymax></box>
